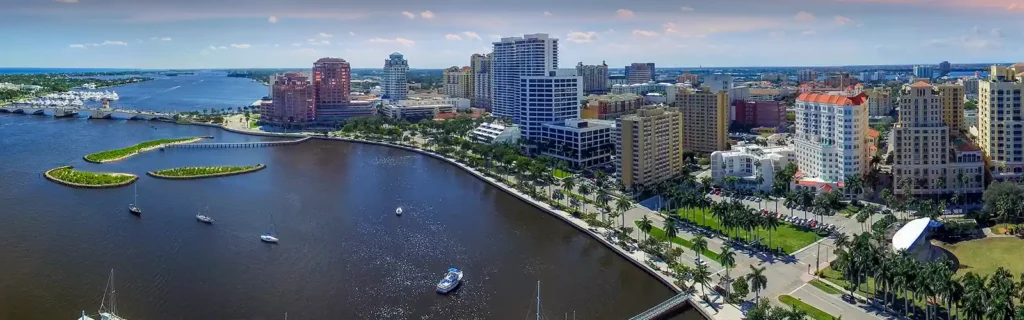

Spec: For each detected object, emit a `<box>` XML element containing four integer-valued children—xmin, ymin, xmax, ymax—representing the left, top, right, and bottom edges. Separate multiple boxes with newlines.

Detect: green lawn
<box><xmin>641</xmin><ymin>225</ymin><xmax>722</xmax><ymax>263</ymax></box>
<box><xmin>552</xmin><ymin>169</ymin><xmax>572</xmax><ymax>179</ymax></box>
<box><xmin>941</xmin><ymin>237</ymin><xmax>1024</xmax><ymax>276</ymax></box>
<box><xmin>779</xmin><ymin>295</ymin><xmax>836</xmax><ymax>320</ymax></box>
<box><xmin>809</xmin><ymin>279</ymin><xmax>842</xmax><ymax>295</ymax></box>
<box><xmin>674</xmin><ymin>207</ymin><xmax>822</xmax><ymax>254</ymax></box>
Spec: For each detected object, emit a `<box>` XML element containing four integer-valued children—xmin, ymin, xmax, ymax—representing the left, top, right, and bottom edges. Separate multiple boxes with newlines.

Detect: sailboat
<box><xmin>196</xmin><ymin>206</ymin><xmax>214</xmax><ymax>224</ymax></box>
<box><xmin>77</xmin><ymin>269</ymin><xmax>128</xmax><ymax>320</ymax></box>
<box><xmin>261</xmin><ymin>213</ymin><xmax>278</xmax><ymax>243</ymax></box>
<box><xmin>396</xmin><ymin>207</ymin><xmax>403</xmax><ymax>216</ymax></box>
<box><xmin>127</xmin><ymin>184</ymin><xmax>141</xmax><ymax>215</ymax></box>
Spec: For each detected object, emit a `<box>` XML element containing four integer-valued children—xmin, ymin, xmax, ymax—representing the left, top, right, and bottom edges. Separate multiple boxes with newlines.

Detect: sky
<box><xmin>0</xmin><ymin>0</ymin><xmax>1022</xmax><ymax>69</ymax></box>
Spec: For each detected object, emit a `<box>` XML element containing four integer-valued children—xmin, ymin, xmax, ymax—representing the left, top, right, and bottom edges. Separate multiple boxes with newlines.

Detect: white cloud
<box><xmin>606</xmin><ymin>29</ymin><xmax>616</xmax><ymax>33</ymax></box>
<box><xmin>207</xmin><ymin>45</ymin><xmax>226</xmax><ymax>51</ymax></box>
<box><xmin>794</xmin><ymin>11</ymin><xmax>816</xmax><ymax>22</ymax></box>
<box><xmin>927</xmin><ymin>36</ymin><xmax>1001</xmax><ymax>50</ymax></box>
<box><xmin>230</xmin><ymin>44</ymin><xmax>252</xmax><ymax>49</ymax></box>
<box><xmin>461</xmin><ymin>31</ymin><xmax>482</xmax><ymax>40</ymax></box>
<box><xmin>69</xmin><ymin>44</ymin><xmax>87</xmax><ymax>48</ymax></box>
<box><xmin>632</xmin><ymin>30</ymin><xmax>657</xmax><ymax>37</ymax></box>
<box><xmin>349</xmin><ymin>31</ymin><xmax>356</xmax><ymax>36</ymax></box>
<box><xmin>992</xmin><ymin>28</ymin><xmax>1003</xmax><ymax>38</ymax></box>
<box><xmin>55</xmin><ymin>0</ymin><xmax>78</xmax><ymax>3</ymax></box>
<box><xmin>100</xmin><ymin>40</ymin><xmax>127</xmax><ymax>46</ymax></box>
<box><xmin>801</xmin><ymin>30</ymin><xmax>817</xmax><ymax>36</ymax></box>
<box><xmin>274</xmin><ymin>44</ymin><xmax>280</xmax><ymax>47</ymax></box>
<box><xmin>445</xmin><ymin>34</ymin><xmax>462</xmax><ymax>40</ymax></box>
<box><xmin>543</xmin><ymin>11</ymin><xmax>553</xmax><ymax>17</ymax></box>
<box><xmin>307</xmin><ymin>39</ymin><xmax>330</xmax><ymax>45</ymax></box>
<box><xmin>616</xmin><ymin>9</ymin><xmax>635</xmax><ymax>18</ymax></box>
<box><xmin>401</xmin><ymin>11</ymin><xmax>416</xmax><ymax>19</ymax></box>
<box><xmin>318</xmin><ymin>32</ymin><xmax>333</xmax><ymax>38</ymax></box>
<box><xmin>769</xmin><ymin>31</ymin><xmax>786</xmax><ymax>37</ymax></box>
<box><xmin>420</xmin><ymin>11</ymin><xmax>436</xmax><ymax>19</ymax></box>
<box><xmin>268</xmin><ymin>16</ymin><xmax>278</xmax><ymax>23</ymax></box>
<box><xmin>369</xmin><ymin>37</ymin><xmax>415</xmax><ymax>47</ymax></box>
<box><xmin>159</xmin><ymin>37</ymin><xmax>172</xmax><ymax>41</ymax></box>
<box><xmin>566</xmin><ymin>31</ymin><xmax>599</xmax><ymax>43</ymax></box>
<box><xmin>834</xmin><ymin>16</ymin><xmax>853</xmax><ymax>26</ymax></box>
<box><xmin>663</xmin><ymin>22</ymin><xmax>678</xmax><ymax>34</ymax></box>
<box><xmin>680</xmin><ymin>6</ymin><xmax>695</xmax><ymax>12</ymax></box>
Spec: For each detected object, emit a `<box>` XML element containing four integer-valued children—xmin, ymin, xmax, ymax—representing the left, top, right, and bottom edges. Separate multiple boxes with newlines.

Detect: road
<box><xmin>788</xmin><ymin>282</ymin><xmax>892</xmax><ymax>320</ymax></box>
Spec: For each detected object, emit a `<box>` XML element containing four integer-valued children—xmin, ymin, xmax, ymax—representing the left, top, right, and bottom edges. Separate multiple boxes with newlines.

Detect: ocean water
<box><xmin>81</xmin><ymin>71</ymin><xmax>268</xmax><ymax>113</ymax></box>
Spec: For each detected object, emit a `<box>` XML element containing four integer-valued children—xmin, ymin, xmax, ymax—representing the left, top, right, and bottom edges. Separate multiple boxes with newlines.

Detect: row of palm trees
<box><xmin>832</xmin><ymin>231</ymin><xmax>1023</xmax><ymax>319</ymax></box>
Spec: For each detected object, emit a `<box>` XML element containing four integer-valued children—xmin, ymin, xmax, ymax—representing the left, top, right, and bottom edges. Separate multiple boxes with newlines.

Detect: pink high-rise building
<box><xmin>266</xmin><ymin>72</ymin><xmax>314</xmax><ymax>126</ymax></box>
<box><xmin>312</xmin><ymin>57</ymin><xmax>359</xmax><ymax>122</ymax></box>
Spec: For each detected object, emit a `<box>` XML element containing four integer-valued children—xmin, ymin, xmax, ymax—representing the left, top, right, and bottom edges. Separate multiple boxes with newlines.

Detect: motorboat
<box><xmin>260</xmin><ymin>233</ymin><xmax>279</xmax><ymax>243</ymax></box>
<box><xmin>396</xmin><ymin>207</ymin><xmax>403</xmax><ymax>216</ymax></box>
<box><xmin>436</xmin><ymin>267</ymin><xmax>463</xmax><ymax>294</ymax></box>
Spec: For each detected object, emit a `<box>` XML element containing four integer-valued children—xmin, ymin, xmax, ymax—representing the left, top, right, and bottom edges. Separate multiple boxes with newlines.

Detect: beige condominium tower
<box><xmin>673</xmin><ymin>88</ymin><xmax>729</xmax><ymax>153</ymax></box>
<box><xmin>615</xmin><ymin>107</ymin><xmax>684</xmax><ymax>189</ymax></box>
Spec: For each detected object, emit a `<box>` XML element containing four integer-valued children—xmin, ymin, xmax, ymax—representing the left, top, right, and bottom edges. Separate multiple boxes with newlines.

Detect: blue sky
<box><xmin>1</xmin><ymin>0</ymin><xmax>1021</xmax><ymax>69</ymax></box>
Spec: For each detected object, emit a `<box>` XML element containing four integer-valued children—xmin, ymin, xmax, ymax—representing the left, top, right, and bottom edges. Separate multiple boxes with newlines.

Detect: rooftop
<box><xmin>796</xmin><ymin>92</ymin><xmax>867</xmax><ymax>106</ymax></box>
<box><xmin>892</xmin><ymin>218</ymin><xmax>932</xmax><ymax>251</ymax></box>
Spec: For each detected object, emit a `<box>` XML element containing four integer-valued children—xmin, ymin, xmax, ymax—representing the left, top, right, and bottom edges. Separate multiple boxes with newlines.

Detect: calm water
<box><xmin>0</xmin><ymin>114</ymin><xmax>701</xmax><ymax>319</ymax></box>
<box><xmin>79</xmin><ymin>72</ymin><xmax>267</xmax><ymax>113</ymax></box>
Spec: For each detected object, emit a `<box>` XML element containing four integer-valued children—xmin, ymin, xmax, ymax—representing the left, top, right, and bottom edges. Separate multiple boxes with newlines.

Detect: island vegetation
<box><xmin>45</xmin><ymin>166</ymin><xmax>137</xmax><ymax>188</ymax></box>
<box><xmin>148</xmin><ymin>164</ymin><xmax>265</xmax><ymax>179</ymax></box>
<box><xmin>84</xmin><ymin>137</ymin><xmax>206</xmax><ymax>163</ymax></box>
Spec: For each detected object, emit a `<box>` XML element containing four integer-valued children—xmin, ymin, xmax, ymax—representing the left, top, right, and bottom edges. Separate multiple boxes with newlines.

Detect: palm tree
<box><xmin>692</xmin><ymin>263</ymin><xmax>713</xmax><ymax>302</ymax></box>
<box><xmin>615</xmin><ymin>198</ymin><xmax>632</xmax><ymax>228</ymax></box>
<box><xmin>577</xmin><ymin>184</ymin><xmax>591</xmax><ymax>214</ymax></box>
<box><xmin>638</xmin><ymin>216</ymin><xmax>653</xmax><ymax>242</ymax></box>
<box><xmin>763</xmin><ymin>214</ymin><xmax>780</xmax><ymax>252</ymax></box>
<box><xmin>692</xmin><ymin>234</ymin><xmax>708</xmax><ymax>263</ymax></box>
<box><xmin>563</xmin><ymin>177</ymin><xmax>576</xmax><ymax>201</ymax></box>
<box><xmin>720</xmin><ymin>247</ymin><xmax>736</xmax><ymax>300</ymax></box>
<box><xmin>845</xmin><ymin>174</ymin><xmax>863</xmax><ymax>205</ymax></box>
<box><xmin>663</xmin><ymin>218</ymin><xmax>678</xmax><ymax>247</ymax></box>
<box><xmin>748</xmin><ymin>265</ymin><xmax>768</xmax><ymax>301</ymax></box>
<box><xmin>552</xmin><ymin>190</ymin><xmax>565</xmax><ymax>208</ymax></box>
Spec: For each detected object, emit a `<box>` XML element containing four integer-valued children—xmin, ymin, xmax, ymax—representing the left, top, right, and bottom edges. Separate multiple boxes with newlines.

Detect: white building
<box><xmin>964</xmin><ymin>109</ymin><xmax>977</xmax><ymax>129</ymax></box>
<box><xmin>470</xmin><ymin>122</ymin><xmax>521</xmax><ymax>144</ymax></box>
<box><xmin>710</xmin><ymin>143</ymin><xmax>796</xmax><ymax>192</ymax></box>
<box><xmin>393</xmin><ymin>97</ymin><xmax>470</xmax><ymax>110</ymax></box>
<box><xmin>492</xmin><ymin>33</ymin><xmax>558</xmax><ymax>119</ymax></box>
<box><xmin>382</xmin><ymin>52</ymin><xmax>409</xmax><ymax>101</ymax></box>
<box><xmin>539</xmin><ymin>119</ymin><xmax>616</xmax><ymax>168</ymax></box>
<box><xmin>610</xmin><ymin>82</ymin><xmax>680</xmax><ymax>102</ymax></box>
<box><xmin>380</xmin><ymin>103</ymin><xmax>455</xmax><ymax>121</ymax></box>
<box><xmin>701</xmin><ymin>74</ymin><xmax>734</xmax><ymax>92</ymax></box>
<box><xmin>793</xmin><ymin>92</ymin><xmax>870</xmax><ymax>195</ymax></box>
<box><xmin>517</xmin><ymin>69</ymin><xmax>582</xmax><ymax>141</ymax></box>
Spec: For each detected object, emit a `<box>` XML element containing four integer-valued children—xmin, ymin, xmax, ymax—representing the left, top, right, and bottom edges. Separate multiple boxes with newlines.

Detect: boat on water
<box><xmin>436</xmin><ymin>267</ymin><xmax>463</xmax><ymax>294</ymax></box>
<box><xmin>196</xmin><ymin>214</ymin><xmax>214</xmax><ymax>224</ymax></box>
<box><xmin>396</xmin><ymin>207</ymin><xmax>403</xmax><ymax>216</ymax></box>
<box><xmin>128</xmin><ymin>184</ymin><xmax>141</xmax><ymax>215</ymax></box>
<box><xmin>77</xmin><ymin>269</ymin><xmax>129</xmax><ymax>320</ymax></box>
<box><xmin>261</xmin><ymin>213</ymin><xmax>278</xmax><ymax>243</ymax></box>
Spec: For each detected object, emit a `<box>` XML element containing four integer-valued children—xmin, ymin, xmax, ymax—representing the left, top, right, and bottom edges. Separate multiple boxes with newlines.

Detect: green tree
<box><xmin>720</xmin><ymin>247</ymin><xmax>736</xmax><ymax>299</ymax></box>
<box><xmin>748</xmin><ymin>265</ymin><xmax>768</xmax><ymax>301</ymax></box>
<box><xmin>730</xmin><ymin>278</ymin><xmax>750</xmax><ymax>301</ymax></box>
<box><xmin>692</xmin><ymin>234</ymin><xmax>708</xmax><ymax>264</ymax></box>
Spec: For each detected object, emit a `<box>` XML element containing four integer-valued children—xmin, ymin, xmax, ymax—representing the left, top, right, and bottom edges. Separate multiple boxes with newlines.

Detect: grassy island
<box><xmin>45</xmin><ymin>166</ymin><xmax>137</xmax><ymax>188</ymax></box>
<box><xmin>84</xmin><ymin>137</ymin><xmax>207</xmax><ymax>163</ymax></box>
<box><xmin>148</xmin><ymin>164</ymin><xmax>265</xmax><ymax>179</ymax></box>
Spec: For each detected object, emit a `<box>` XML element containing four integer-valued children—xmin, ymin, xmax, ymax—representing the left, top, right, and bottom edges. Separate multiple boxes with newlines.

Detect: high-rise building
<box><xmin>443</xmin><ymin>66</ymin><xmax>473</xmax><ymax>99</ymax></box>
<box><xmin>978</xmin><ymin>63</ymin><xmax>1024</xmax><ymax>180</ymax></box>
<box><xmin>267</xmin><ymin>72</ymin><xmax>314</xmax><ymax>126</ymax></box>
<box><xmin>540</xmin><ymin>118</ymin><xmax>615</xmax><ymax>168</ymax></box>
<box><xmin>518</xmin><ymin>69</ymin><xmax>582</xmax><ymax>140</ymax></box>
<box><xmin>576</xmin><ymin>61</ymin><xmax>609</xmax><ymax>94</ymax></box>
<box><xmin>797</xmin><ymin>69</ymin><xmax>817</xmax><ymax>83</ymax></box>
<box><xmin>937</xmin><ymin>84</ymin><xmax>965</xmax><ymax>132</ymax></box>
<box><xmin>383</xmin><ymin>52</ymin><xmax>409</xmax><ymax>101</ymax></box>
<box><xmin>674</xmin><ymin>88</ymin><xmax>729</xmax><ymax>153</ymax></box>
<box><xmin>491</xmin><ymin>33</ymin><xmax>558</xmax><ymax>119</ymax></box>
<box><xmin>959</xmin><ymin>77</ymin><xmax>979</xmax><ymax>99</ymax></box>
<box><xmin>939</xmin><ymin>61</ymin><xmax>951</xmax><ymax>77</ymax></box>
<box><xmin>582</xmin><ymin>94</ymin><xmax>644</xmax><ymax>120</ymax></box>
<box><xmin>616</xmin><ymin>106</ymin><xmax>684</xmax><ymax>189</ymax></box>
<box><xmin>732</xmin><ymin>100</ymin><xmax>785</xmax><ymax>128</ymax></box>
<box><xmin>470</xmin><ymin>53</ymin><xmax>492</xmax><ymax>110</ymax></box>
<box><xmin>625</xmin><ymin>63</ymin><xmax>654</xmax><ymax>84</ymax></box>
<box><xmin>793</xmin><ymin>93</ymin><xmax>870</xmax><ymax>194</ymax></box>
<box><xmin>678</xmin><ymin>73</ymin><xmax>699</xmax><ymax>85</ymax></box>
<box><xmin>700</xmin><ymin>74</ymin><xmax>734</xmax><ymax>92</ymax></box>
<box><xmin>891</xmin><ymin>82</ymin><xmax>983</xmax><ymax>196</ymax></box>
<box><xmin>311</xmin><ymin>57</ymin><xmax>357</xmax><ymax>122</ymax></box>
<box><xmin>866</xmin><ymin>88</ymin><xmax>892</xmax><ymax>117</ymax></box>
<box><xmin>913</xmin><ymin>65</ymin><xmax>935</xmax><ymax>79</ymax></box>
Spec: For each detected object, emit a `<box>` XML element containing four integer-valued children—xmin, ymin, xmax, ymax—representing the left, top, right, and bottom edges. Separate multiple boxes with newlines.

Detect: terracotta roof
<box><xmin>855</xmin><ymin>83</ymin><xmax>864</xmax><ymax>88</ymax></box>
<box><xmin>822</xmin><ymin>184</ymin><xmax>833</xmax><ymax>192</ymax></box>
<box><xmin>796</xmin><ymin>92</ymin><xmax>868</xmax><ymax>106</ymax></box>
<box><xmin>911</xmin><ymin>81</ymin><xmax>931</xmax><ymax>88</ymax></box>
<box><xmin>866</xmin><ymin>128</ymin><xmax>880</xmax><ymax>139</ymax></box>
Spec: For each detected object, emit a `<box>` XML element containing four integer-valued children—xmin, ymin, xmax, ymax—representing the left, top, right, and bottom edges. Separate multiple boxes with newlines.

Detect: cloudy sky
<box><xmin>0</xmin><ymin>0</ymin><xmax>1021</xmax><ymax>69</ymax></box>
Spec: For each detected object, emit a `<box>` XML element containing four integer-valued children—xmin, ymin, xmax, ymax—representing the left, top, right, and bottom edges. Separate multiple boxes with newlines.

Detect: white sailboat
<box><xmin>261</xmin><ymin>213</ymin><xmax>279</xmax><ymax>243</ymax></box>
<box><xmin>127</xmin><ymin>184</ymin><xmax>141</xmax><ymax>215</ymax></box>
<box><xmin>396</xmin><ymin>207</ymin><xmax>403</xmax><ymax>216</ymax></box>
<box><xmin>77</xmin><ymin>269</ymin><xmax>128</xmax><ymax>320</ymax></box>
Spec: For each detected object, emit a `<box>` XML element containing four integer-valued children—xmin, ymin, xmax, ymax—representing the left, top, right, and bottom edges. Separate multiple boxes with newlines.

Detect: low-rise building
<box><xmin>710</xmin><ymin>143</ymin><xmax>796</xmax><ymax>192</ymax></box>
<box><xmin>616</xmin><ymin>107</ymin><xmax>684</xmax><ymax>189</ymax></box>
<box><xmin>381</xmin><ymin>102</ymin><xmax>455</xmax><ymax>122</ymax></box>
<box><xmin>470</xmin><ymin>122</ymin><xmax>521</xmax><ymax>144</ymax></box>
<box><xmin>610</xmin><ymin>82</ymin><xmax>680</xmax><ymax>101</ymax></box>
<box><xmin>582</xmin><ymin>93</ymin><xmax>644</xmax><ymax>120</ymax></box>
<box><xmin>539</xmin><ymin>119</ymin><xmax>616</xmax><ymax>169</ymax></box>
<box><xmin>964</xmin><ymin>109</ymin><xmax>978</xmax><ymax>129</ymax></box>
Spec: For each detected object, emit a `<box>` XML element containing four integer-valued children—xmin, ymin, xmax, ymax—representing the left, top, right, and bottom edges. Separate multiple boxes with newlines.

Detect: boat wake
<box><xmin>158</xmin><ymin>85</ymin><xmax>182</xmax><ymax>93</ymax></box>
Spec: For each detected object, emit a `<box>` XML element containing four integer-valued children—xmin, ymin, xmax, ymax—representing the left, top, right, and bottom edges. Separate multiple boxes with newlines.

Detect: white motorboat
<box><xmin>396</xmin><ymin>207</ymin><xmax>403</xmax><ymax>216</ymax></box>
<box><xmin>436</xmin><ymin>267</ymin><xmax>463</xmax><ymax>294</ymax></box>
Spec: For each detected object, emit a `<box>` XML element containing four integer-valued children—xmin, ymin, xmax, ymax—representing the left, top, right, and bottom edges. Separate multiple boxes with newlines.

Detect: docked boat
<box><xmin>128</xmin><ymin>184</ymin><xmax>141</xmax><ymax>215</ymax></box>
<box><xmin>396</xmin><ymin>207</ymin><xmax>403</xmax><ymax>216</ymax></box>
<box><xmin>436</xmin><ymin>267</ymin><xmax>463</xmax><ymax>294</ymax></box>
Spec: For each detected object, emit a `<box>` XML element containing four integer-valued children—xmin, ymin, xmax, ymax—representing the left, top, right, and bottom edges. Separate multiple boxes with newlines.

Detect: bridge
<box><xmin>166</xmin><ymin>136</ymin><xmax>311</xmax><ymax>149</ymax></box>
<box><xmin>0</xmin><ymin>105</ymin><xmax>176</xmax><ymax>121</ymax></box>
<box><xmin>629</xmin><ymin>293</ymin><xmax>695</xmax><ymax>320</ymax></box>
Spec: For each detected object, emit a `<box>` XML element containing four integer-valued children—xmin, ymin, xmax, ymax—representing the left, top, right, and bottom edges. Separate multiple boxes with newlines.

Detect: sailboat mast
<box><xmin>536</xmin><ymin>281</ymin><xmax>540</xmax><ymax>320</ymax></box>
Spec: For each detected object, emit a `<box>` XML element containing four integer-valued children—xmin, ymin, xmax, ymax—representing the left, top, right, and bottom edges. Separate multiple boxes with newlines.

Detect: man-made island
<box><xmin>147</xmin><ymin>164</ymin><xmax>266</xmax><ymax>179</ymax></box>
<box><xmin>44</xmin><ymin>166</ymin><xmax>137</xmax><ymax>188</ymax></box>
<box><xmin>84</xmin><ymin>137</ymin><xmax>209</xmax><ymax>163</ymax></box>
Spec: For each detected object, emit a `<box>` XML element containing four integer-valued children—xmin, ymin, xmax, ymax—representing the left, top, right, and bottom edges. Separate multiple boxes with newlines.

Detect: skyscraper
<box><xmin>797</xmin><ymin>69</ymin><xmax>817</xmax><ymax>83</ymax></box>
<box><xmin>576</xmin><ymin>61</ymin><xmax>609</xmax><ymax>94</ymax></box>
<box><xmin>268</xmin><ymin>72</ymin><xmax>314</xmax><ymax>126</ymax></box>
<box><xmin>978</xmin><ymin>63</ymin><xmax>1024</xmax><ymax>180</ymax></box>
<box><xmin>674</xmin><ymin>88</ymin><xmax>729</xmax><ymax>153</ymax></box>
<box><xmin>443</xmin><ymin>66</ymin><xmax>473</xmax><ymax>99</ymax></box>
<box><xmin>939</xmin><ymin>61</ymin><xmax>951</xmax><ymax>77</ymax></box>
<box><xmin>625</xmin><ymin>63</ymin><xmax>654</xmax><ymax>84</ymax></box>
<box><xmin>616</xmin><ymin>106</ymin><xmax>684</xmax><ymax>189</ymax></box>
<box><xmin>312</xmin><ymin>57</ymin><xmax>352</xmax><ymax>122</ymax></box>
<box><xmin>491</xmin><ymin>33</ymin><xmax>558</xmax><ymax>120</ymax></box>
<box><xmin>470</xmin><ymin>53</ymin><xmax>492</xmax><ymax>110</ymax></box>
<box><xmin>383</xmin><ymin>52</ymin><xmax>409</xmax><ymax>101</ymax></box>
<box><xmin>913</xmin><ymin>65</ymin><xmax>935</xmax><ymax>79</ymax></box>
<box><xmin>518</xmin><ymin>69</ymin><xmax>582</xmax><ymax>140</ymax></box>
<box><xmin>793</xmin><ymin>92</ymin><xmax>869</xmax><ymax>194</ymax></box>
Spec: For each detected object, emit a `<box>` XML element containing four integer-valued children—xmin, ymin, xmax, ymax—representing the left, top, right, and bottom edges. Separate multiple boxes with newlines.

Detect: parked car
<box><xmin>842</xmin><ymin>294</ymin><xmax>856</xmax><ymax>304</ymax></box>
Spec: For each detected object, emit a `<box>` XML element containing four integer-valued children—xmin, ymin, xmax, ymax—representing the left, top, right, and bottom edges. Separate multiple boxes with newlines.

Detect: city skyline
<box><xmin>1</xmin><ymin>0</ymin><xmax>1022</xmax><ymax>69</ymax></box>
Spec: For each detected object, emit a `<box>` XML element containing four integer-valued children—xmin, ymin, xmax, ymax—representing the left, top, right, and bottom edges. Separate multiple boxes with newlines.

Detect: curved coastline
<box><xmin>44</xmin><ymin>166</ymin><xmax>138</xmax><ymax>189</ymax></box>
<box><xmin>147</xmin><ymin>164</ymin><xmax>266</xmax><ymax>180</ymax></box>
<box><xmin>83</xmin><ymin>136</ymin><xmax>211</xmax><ymax>163</ymax></box>
<box><xmin>187</xmin><ymin>123</ymin><xmax>716</xmax><ymax>318</ymax></box>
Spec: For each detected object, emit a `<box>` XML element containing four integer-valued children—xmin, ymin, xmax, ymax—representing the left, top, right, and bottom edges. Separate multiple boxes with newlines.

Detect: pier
<box><xmin>166</xmin><ymin>137</ymin><xmax>311</xmax><ymax>149</ymax></box>
<box><xmin>629</xmin><ymin>293</ymin><xmax>696</xmax><ymax>320</ymax></box>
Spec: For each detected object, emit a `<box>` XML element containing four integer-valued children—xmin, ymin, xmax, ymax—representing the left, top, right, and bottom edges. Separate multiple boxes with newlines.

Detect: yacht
<box><xmin>128</xmin><ymin>184</ymin><xmax>141</xmax><ymax>215</ymax></box>
<box><xmin>77</xmin><ymin>270</ymin><xmax>128</xmax><ymax>320</ymax></box>
<box><xmin>436</xmin><ymin>267</ymin><xmax>463</xmax><ymax>294</ymax></box>
<box><xmin>396</xmin><ymin>207</ymin><xmax>403</xmax><ymax>216</ymax></box>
